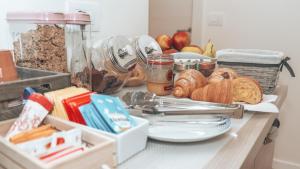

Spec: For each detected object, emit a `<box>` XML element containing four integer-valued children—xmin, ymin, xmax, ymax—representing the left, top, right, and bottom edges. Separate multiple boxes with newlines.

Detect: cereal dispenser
<box><xmin>7</xmin><ymin>12</ymin><xmax>67</xmax><ymax>72</ymax></box>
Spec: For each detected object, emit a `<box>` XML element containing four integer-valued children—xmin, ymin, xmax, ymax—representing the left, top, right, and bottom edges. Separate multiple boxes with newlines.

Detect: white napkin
<box><xmin>240</xmin><ymin>95</ymin><xmax>279</xmax><ymax>113</ymax></box>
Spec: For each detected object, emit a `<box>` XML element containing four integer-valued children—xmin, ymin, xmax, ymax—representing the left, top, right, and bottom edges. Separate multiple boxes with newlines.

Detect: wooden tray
<box><xmin>0</xmin><ymin>116</ymin><xmax>116</xmax><ymax>169</ymax></box>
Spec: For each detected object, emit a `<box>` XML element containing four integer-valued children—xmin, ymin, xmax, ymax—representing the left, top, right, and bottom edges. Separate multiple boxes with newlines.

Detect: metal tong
<box><xmin>122</xmin><ymin>91</ymin><xmax>244</xmax><ymax>119</ymax></box>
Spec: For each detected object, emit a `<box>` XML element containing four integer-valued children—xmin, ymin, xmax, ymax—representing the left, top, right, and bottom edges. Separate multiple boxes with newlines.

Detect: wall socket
<box><xmin>208</xmin><ymin>12</ymin><xmax>224</xmax><ymax>27</ymax></box>
<box><xmin>65</xmin><ymin>0</ymin><xmax>101</xmax><ymax>32</ymax></box>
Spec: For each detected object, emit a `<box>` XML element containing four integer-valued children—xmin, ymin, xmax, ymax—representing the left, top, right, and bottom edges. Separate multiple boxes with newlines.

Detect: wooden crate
<box><xmin>0</xmin><ymin>116</ymin><xmax>117</xmax><ymax>169</ymax></box>
<box><xmin>0</xmin><ymin>67</ymin><xmax>71</xmax><ymax>121</ymax></box>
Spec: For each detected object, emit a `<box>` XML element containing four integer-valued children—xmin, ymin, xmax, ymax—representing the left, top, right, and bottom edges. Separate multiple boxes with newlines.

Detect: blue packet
<box><xmin>91</xmin><ymin>94</ymin><xmax>136</xmax><ymax>134</ymax></box>
<box><xmin>89</xmin><ymin>104</ymin><xmax>114</xmax><ymax>132</ymax></box>
<box><xmin>79</xmin><ymin>104</ymin><xmax>113</xmax><ymax>133</ymax></box>
<box><xmin>79</xmin><ymin>104</ymin><xmax>98</xmax><ymax>129</ymax></box>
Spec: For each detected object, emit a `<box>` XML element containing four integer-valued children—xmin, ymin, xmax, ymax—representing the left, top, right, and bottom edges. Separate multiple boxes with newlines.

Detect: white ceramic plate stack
<box><xmin>145</xmin><ymin>115</ymin><xmax>231</xmax><ymax>143</ymax></box>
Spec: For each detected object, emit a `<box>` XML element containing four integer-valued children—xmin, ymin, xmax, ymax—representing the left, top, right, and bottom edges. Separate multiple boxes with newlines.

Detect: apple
<box><xmin>181</xmin><ymin>45</ymin><xmax>204</xmax><ymax>54</ymax></box>
<box><xmin>172</xmin><ymin>31</ymin><xmax>191</xmax><ymax>51</ymax></box>
<box><xmin>163</xmin><ymin>49</ymin><xmax>178</xmax><ymax>54</ymax></box>
<box><xmin>156</xmin><ymin>35</ymin><xmax>172</xmax><ymax>50</ymax></box>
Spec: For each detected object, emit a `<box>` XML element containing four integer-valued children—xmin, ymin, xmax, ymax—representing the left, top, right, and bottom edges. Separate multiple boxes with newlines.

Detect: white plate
<box><xmin>147</xmin><ymin>116</ymin><xmax>231</xmax><ymax>143</ymax></box>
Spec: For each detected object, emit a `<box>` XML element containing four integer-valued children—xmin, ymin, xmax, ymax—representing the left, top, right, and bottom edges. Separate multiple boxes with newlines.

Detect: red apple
<box><xmin>172</xmin><ymin>31</ymin><xmax>191</xmax><ymax>51</ymax></box>
<box><xmin>163</xmin><ymin>49</ymin><xmax>178</xmax><ymax>54</ymax></box>
<box><xmin>156</xmin><ymin>35</ymin><xmax>172</xmax><ymax>50</ymax></box>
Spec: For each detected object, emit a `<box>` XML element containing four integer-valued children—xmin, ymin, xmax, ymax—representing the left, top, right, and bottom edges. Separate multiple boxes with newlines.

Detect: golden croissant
<box><xmin>191</xmin><ymin>79</ymin><xmax>233</xmax><ymax>104</ymax></box>
<box><xmin>173</xmin><ymin>69</ymin><xmax>207</xmax><ymax>98</ymax></box>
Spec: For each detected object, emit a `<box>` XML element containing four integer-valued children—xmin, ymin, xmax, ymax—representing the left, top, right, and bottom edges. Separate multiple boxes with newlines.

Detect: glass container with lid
<box><xmin>126</xmin><ymin>35</ymin><xmax>162</xmax><ymax>86</ymax></box>
<box><xmin>132</xmin><ymin>35</ymin><xmax>162</xmax><ymax>67</ymax></box>
<box><xmin>146</xmin><ymin>54</ymin><xmax>174</xmax><ymax>96</ymax></box>
<box><xmin>65</xmin><ymin>12</ymin><xmax>92</xmax><ymax>89</ymax></box>
<box><xmin>174</xmin><ymin>60</ymin><xmax>197</xmax><ymax>81</ymax></box>
<box><xmin>7</xmin><ymin>12</ymin><xmax>67</xmax><ymax>72</ymax></box>
<box><xmin>91</xmin><ymin>36</ymin><xmax>137</xmax><ymax>94</ymax></box>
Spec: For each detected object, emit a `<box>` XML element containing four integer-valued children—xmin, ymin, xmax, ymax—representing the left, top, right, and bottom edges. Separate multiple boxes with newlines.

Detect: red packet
<box><xmin>62</xmin><ymin>92</ymin><xmax>94</xmax><ymax>125</ymax></box>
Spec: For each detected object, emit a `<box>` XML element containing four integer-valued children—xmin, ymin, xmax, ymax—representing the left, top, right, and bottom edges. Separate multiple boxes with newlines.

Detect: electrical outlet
<box><xmin>65</xmin><ymin>0</ymin><xmax>101</xmax><ymax>32</ymax></box>
<box><xmin>208</xmin><ymin>12</ymin><xmax>224</xmax><ymax>27</ymax></box>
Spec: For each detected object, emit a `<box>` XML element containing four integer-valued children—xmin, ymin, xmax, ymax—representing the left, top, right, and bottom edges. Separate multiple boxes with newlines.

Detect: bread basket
<box><xmin>217</xmin><ymin>49</ymin><xmax>295</xmax><ymax>94</ymax></box>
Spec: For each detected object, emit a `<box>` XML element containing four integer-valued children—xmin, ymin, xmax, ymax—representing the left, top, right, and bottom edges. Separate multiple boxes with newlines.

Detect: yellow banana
<box><xmin>203</xmin><ymin>40</ymin><xmax>216</xmax><ymax>58</ymax></box>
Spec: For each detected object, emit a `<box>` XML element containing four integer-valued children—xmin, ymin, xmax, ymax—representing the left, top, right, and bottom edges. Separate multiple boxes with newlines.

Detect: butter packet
<box><xmin>91</xmin><ymin>94</ymin><xmax>136</xmax><ymax>134</ymax></box>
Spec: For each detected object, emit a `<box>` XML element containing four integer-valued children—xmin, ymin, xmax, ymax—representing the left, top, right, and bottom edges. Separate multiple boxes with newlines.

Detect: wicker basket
<box><xmin>217</xmin><ymin>49</ymin><xmax>295</xmax><ymax>94</ymax></box>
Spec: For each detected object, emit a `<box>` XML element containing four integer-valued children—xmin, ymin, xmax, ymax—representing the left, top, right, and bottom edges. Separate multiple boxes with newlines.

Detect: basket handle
<box><xmin>280</xmin><ymin>57</ymin><xmax>295</xmax><ymax>77</ymax></box>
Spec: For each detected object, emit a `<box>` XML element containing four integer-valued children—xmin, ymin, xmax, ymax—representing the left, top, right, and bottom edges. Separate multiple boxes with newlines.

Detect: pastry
<box><xmin>173</xmin><ymin>69</ymin><xmax>207</xmax><ymax>98</ymax></box>
<box><xmin>232</xmin><ymin>77</ymin><xmax>263</xmax><ymax>104</ymax></box>
<box><xmin>208</xmin><ymin>68</ymin><xmax>238</xmax><ymax>84</ymax></box>
<box><xmin>191</xmin><ymin>79</ymin><xmax>233</xmax><ymax>104</ymax></box>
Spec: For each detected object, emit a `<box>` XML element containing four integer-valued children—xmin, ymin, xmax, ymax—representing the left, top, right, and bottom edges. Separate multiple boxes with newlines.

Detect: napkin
<box><xmin>240</xmin><ymin>95</ymin><xmax>279</xmax><ymax>113</ymax></box>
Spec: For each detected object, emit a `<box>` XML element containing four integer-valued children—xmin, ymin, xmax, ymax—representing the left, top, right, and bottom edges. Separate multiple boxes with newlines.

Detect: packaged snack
<box><xmin>10</xmin><ymin>124</ymin><xmax>56</xmax><ymax>144</ymax></box>
<box><xmin>17</xmin><ymin>128</ymin><xmax>83</xmax><ymax>157</ymax></box>
<box><xmin>90</xmin><ymin>94</ymin><xmax>136</xmax><ymax>133</ymax></box>
<box><xmin>79</xmin><ymin>104</ymin><xmax>112</xmax><ymax>132</ymax></box>
<box><xmin>41</xmin><ymin>146</ymin><xmax>84</xmax><ymax>163</ymax></box>
<box><xmin>6</xmin><ymin>93</ymin><xmax>53</xmax><ymax>139</ymax></box>
<box><xmin>62</xmin><ymin>92</ymin><xmax>94</xmax><ymax>125</ymax></box>
<box><xmin>44</xmin><ymin>87</ymin><xmax>89</xmax><ymax>120</ymax></box>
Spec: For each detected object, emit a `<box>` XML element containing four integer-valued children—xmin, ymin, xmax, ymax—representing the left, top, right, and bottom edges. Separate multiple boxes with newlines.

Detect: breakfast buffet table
<box><xmin>119</xmin><ymin>85</ymin><xmax>287</xmax><ymax>169</ymax></box>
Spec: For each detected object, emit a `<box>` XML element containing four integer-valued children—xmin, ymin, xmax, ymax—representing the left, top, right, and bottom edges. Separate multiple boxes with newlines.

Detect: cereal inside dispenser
<box><xmin>7</xmin><ymin>12</ymin><xmax>67</xmax><ymax>72</ymax></box>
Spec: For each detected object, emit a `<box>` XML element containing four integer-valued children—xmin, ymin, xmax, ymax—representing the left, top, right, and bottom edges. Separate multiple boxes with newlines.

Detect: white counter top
<box><xmin>119</xmin><ymin>113</ymin><xmax>253</xmax><ymax>169</ymax></box>
<box><xmin>116</xmin><ymin>85</ymin><xmax>287</xmax><ymax>169</ymax></box>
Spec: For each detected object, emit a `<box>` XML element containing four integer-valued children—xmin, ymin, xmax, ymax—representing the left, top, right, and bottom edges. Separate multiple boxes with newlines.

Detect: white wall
<box><xmin>0</xmin><ymin>0</ymin><xmax>149</xmax><ymax>49</ymax></box>
<box><xmin>149</xmin><ymin>0</ymin><xmax>193</xmax><ymax>37</ymax></box>
<box><xmin>199</xmin><ymin>0</ymin><xmax>300</xmax><ymax>168</ymax></box>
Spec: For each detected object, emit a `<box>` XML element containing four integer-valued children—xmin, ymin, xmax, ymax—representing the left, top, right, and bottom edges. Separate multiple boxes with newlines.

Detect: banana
<box><xmin>203</xmin><ymin>40</ymin><xmax>216</xmax><ymax>58</ymax></box>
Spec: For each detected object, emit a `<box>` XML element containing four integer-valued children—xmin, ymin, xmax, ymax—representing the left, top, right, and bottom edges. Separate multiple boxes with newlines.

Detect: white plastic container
<box><xmin>68</xmin><ymin>116</ymin><xmax>149</xmax><ymax>164</ymax></box>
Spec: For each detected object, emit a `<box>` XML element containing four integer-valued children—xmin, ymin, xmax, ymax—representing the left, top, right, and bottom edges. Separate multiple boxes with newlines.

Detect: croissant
<box><xmin>232</xmin><ymin>77</ymin><xmax>263</xmax><ymax>104</ymax></box>
<box><xmin>173</xmin><ymin>69</ymin><xmax>207</xmax><ymax>98</ymax></box>
<box><xmin>208</xmin><ymin>68</ymin><xmax>238</xmax><ymax>84</ymax></box>
<box><xmin>191</xmin><ymin>79</ymin><xmax>233</xmax><ymax>104</ymax></box>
